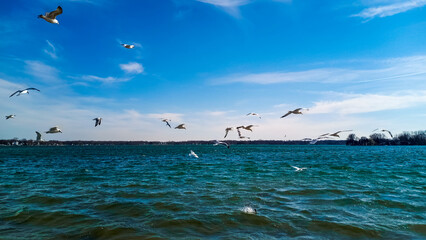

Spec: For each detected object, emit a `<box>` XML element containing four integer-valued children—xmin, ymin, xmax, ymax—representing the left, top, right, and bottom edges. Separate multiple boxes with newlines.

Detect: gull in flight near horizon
<box><xmin>224</xmin><ymin>127</ymin><xmax>233</xmax><ymax>138</ymax></box>
<box><xmin>38</xmin><ymin>6</ymin><xmax>62</xmax><ymax>24</ymax></box>
<box><xmin>35</xmin><ymin>131</ymin><xmax>43</xmax><ymax>141</ymax></box>
<box><xmin>246</xmin><ymin>113</ymin><xmax>261</xmax><ymax>119</ymax></box>
<box><xmin>161</xmin><ymin>118</ymin><xmax>172</xmax><ymax>128</ymax></box>
<box><xmin>175</xmin><ymin>124</ymin><xmax>186</xmax><ymax>130</ymax></box>
<box><xmin>5</xmin><ymin>115</ymin><xmax>15</xmax><ymax>120</ymax></box>
<box><xmin>292</xmin><ymin>166</ymin><xmax>307</xmax><ymax>172</ymax></box>
<box><xmin>236</xmin><ymin>127</ymin><xmax>250</xmax><ymax>139</ymax></box>
<box><xmin>9</xmin><ymin>88</ymin><xmax>40</xmax><ymax>97</ymax></box>
<box><xmin>214</xmin><ymin>140</ymin><xmax>230</xmax><ymax>149</ymax></box>
<box><xmin>281</xmin><ymin>108</ymin><xmax>307</xmax><ymax>118</ymax></box>
<box><xmin>189</xmin><ymin>150</ymin><xmax>199</xmax><ymax>158</ymax></box>
<box><xmin>328</xmin><ymin>130</ymin><xmax>353</xmax><ymax>138</ymax></box>
<box><xmin>45</xmin><ymin>126</ymin><xmax>62</xmax><ymax>134</ymax></box>
<box><xmin>93</xmin><ymin>118</ymin><xmax>102</xmax><ymax>127</ymax></box>
<box><xmin>121</xmin><ymin>43</ymin><xmax>135</xmax><ymax>49</ymax></box>
<box><xmin>373</xmin><ymin>129</ymin><xmax>393</xmax><ymax>138</ymax></box>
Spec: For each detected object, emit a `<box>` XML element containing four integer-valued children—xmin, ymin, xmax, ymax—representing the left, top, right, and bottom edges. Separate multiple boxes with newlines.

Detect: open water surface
<box><xmin>0</xmin><ymin>145</ymin><xmax>425</xmax><ymax>239</ymax></box>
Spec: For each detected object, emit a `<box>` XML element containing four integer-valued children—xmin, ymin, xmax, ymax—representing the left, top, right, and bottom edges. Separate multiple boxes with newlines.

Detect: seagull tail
<box><xmin>38</xmin><ymin>15</ymin><xmax>43</xmax><ymax>18</ymax></box>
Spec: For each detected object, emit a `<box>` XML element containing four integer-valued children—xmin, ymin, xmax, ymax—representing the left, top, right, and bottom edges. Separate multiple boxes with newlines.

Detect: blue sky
<box><xmin>0</xmin><ymin>0</ymin><xmax>425</xmax><ymax>141</ymax></box>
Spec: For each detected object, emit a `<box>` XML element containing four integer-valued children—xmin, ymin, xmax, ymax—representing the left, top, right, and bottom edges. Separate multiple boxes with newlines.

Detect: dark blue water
<box><xmin>0</xmin><ymin>145</ymin><xmax>425</xmax><ymax>239</ymax></box>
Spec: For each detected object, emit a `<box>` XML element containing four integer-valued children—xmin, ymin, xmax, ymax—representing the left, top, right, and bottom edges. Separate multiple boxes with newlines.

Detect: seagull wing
<box><xmin>26</xmin><ymin>88</ymin><xmax>40</xmax><ymax>91</ymax></box>
<box><xmin>36</xmin><ymin>131</ymin><xmax>42</xmax><ymax>141</ymax></box>
<box><xmin>166</xmin><ymin>121</ymin><xmax>171</xmax><ymax>128</ymax></box>
<box><xmin>47</xmin><ymin>6</ymin><xmax>62</xmax><ymax>19</ymax></box>
<box><xmin>9</xmin><ymin>90</ymin><xmax>20</xmax><ymax>97</ymax></box>
<box><xmin>280</xmin><ymin>112</ymin><xmax>291</xmax><ymax>118</ymax></box>
<box><xmin>294</xmin><ymin>108</ymin><xmax>303</xmax><ymax>111</ymax></box>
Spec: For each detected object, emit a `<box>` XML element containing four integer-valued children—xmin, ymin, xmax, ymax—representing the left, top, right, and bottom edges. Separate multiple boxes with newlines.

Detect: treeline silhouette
<box><xmin>346</xmin><ymin>130</ymin><xmax>426</xmax><ymax>146</ymax></box>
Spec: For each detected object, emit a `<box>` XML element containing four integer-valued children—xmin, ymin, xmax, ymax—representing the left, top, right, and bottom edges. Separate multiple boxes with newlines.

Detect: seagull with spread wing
<box><xmin>374</xmin><ymin>129</ymin><xmax>393</xmax><ymax>138</ymax></box>
<box><xmin>35</xmin><ymin>131</ymin><xmax>43</xmax><ymax>141</ymax></box>
<box><xmin>9</xmin><ymin>88</ymin><xmax>40</xmax><ymax>97</ymax></box>
<box><xmin>280</xmin><ymin>108</ymin><xmax>306</xmax><ymax>118</ymax></box>
<box><xmin>93</xmin><ymin>118</ymin><xmax>102</xmax><ymax>127</ymax></box>
<box><xmin>121</xmin><ymin>43</ymin><xmax>135</xmax><ymax>49</ymax></box>
<box><xmin>214</xmin><ymin>140</ymin><xmax>230</xmax><ymax>149</ymax></box>
<box><xmin>45</xmin><ymin>126</ymin><xmax>62</xmax><ymax>134</ymax></box>
<box><xmin>161</xmin><ymin>118</ymin><xmax>172</xmax><ymax>128</ymax></box>
<box><xmin>246</xmin><ymin>113</ymin><xmax>261</xmax><ymax>119</ymax></box>
<box><xmin>5</xmin><ymin>115</ymin><xmax>15</xmax><ymax>120</ymax></box>
<box><xmin>328</xmin><ymin>130</ymin><xmax>353</xmax><ymax>138</ymax></box>
<box><xmin>38</xmin><ymin>6</ymin><xmax>62</xmax><ymax>24</ymax></box>
<box><xmin>175</xmin><ymin>124</ymin><xmax>186</xmax><ymax>130</ymax></box>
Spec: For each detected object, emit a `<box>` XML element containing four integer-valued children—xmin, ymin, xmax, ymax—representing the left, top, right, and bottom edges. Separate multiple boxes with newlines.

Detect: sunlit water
<box><xmin>0</xmin><ymin>145</ymin><xmax>425</xmax><ymax>239</ymax></box>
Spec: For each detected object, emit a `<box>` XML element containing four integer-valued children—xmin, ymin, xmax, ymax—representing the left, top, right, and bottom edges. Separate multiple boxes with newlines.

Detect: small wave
<box><xmin>308</xmin><ymin>220</ymin><xmax>382</xmax><ymax>238</ymax></box>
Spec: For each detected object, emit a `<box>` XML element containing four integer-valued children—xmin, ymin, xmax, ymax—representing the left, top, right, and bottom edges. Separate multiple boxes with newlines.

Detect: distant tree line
<box><xmin>346</xmin><ymin>130</ymin><xmax>426</xmax><ymax>146</ymax></box>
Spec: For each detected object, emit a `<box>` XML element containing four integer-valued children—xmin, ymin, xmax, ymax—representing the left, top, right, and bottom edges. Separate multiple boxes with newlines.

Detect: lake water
<box><xmin>0</xmin><ymin>145</ymin><xmax>425</xmax><ymax>239</ymax></box>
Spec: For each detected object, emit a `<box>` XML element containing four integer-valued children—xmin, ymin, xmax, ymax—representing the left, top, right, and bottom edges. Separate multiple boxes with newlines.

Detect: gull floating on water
<box><xmin>93</xmin><ymin>118</ymin><xmax>102</xmax><ymax>127</ymax></box>
<box><xmin>246</xmin><ymin>113</ymin><xmax>261</xmax><ymax>119</ymax></box>
<box><xmin>161</xmin><ymin>118</ymin><xmax>171</xmax><ymax>128</ymax></box>
<box><xmin>175</xmin><ymin>124</ymin><xmax>186</xmax><ymax>130</ymax></box>
<box><xmin>189</xmin><ymin>150</ymin><xmax>199</xmax><ymax>158</ymax></box>
<box><xmin>292</xmin><ymin>166</ymin><xmax>307</xmax><ymax>172</ymax></box>
<box><xmin>121</xmin><ymin>43</ymin><xmax>135</xmax><ymax>49</ymax></box>
<box><xmin>9</xmin><ymin>88</ymin><xmax>40</xmax><ymax>97</ymax></box>
<box><xmin>35</xmin><ymin>131</ymin><xmax>43</xmax><ymax>141</ymax></box>
<box><xmin>241</xmin><ymin>206</ymin><xmax>257</xmax><ymax>214</ymax></box>
<box><xmin>5</xmin><ymin>115</ymin><xmax>15</xmax><ymax>120</ymax></box>
<box><xmin>45</xmin><ymin>126</ymin><xmax>62</xmax><ymax>134</ymax></box>
<box><xmin>214</xmin><ymin>140</ymin><xmax>230</xmax><ymax>149</ymax></box>
<box><xmin>38</xmin><ymin>6</ymin><xmax>62</xmax><ymax>24</ymax></box>
<box><xmin>281</xmin><ymin>108</ymin><xmax>306</xmax><ymax>118</ymax></box>
<box><xmin>224</xmin><ymin>127</ymin><xmax>233</xmax><ymax>138</ymax></box>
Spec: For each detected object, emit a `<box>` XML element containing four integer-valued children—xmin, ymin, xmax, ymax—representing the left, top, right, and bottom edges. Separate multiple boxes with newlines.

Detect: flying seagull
<box><xmin>93</xmin><ymin>118</ymin><xmax>102</xmax><ymax>127</ymax></box>
<box><xmin>241</xmin><ymin>125</ymin><xmax>256</xmax><ymax>132</ymax></box>
<box><xmin>38</xmin><ymin>6</ymin><xmax>62</xmax><ymax>24</ymax></box>
<box><xmin>121</xmin><ymin>43</ymin><xmax>135</xmax><ymax>49</ymax></box>
<box><xmin>328</xmin><ymin>130</ymin><xmax>352</xmax><ymax>138</ymax></box>
<box><xmin>246</xmin><ymin>113</ymin><xmax>261</xmax><ymax>119</ymax></box>
<box><xmin>175</xmin><ymin>124</ymin><xmax>186</xmax><ymax>130</ymax></box>
<box><xmin>224</xmin><ymin>127</ymin><xmax>233</xmax><ymax>138</ymax></box>
<box><xmin>189</xmin><ymin>150</ymin><xmax>199</xmax><ymax>158</ymax></box>
<box><xmin>214</xmin><ymin>140</ymin><xmax>230</xmax><ymax>149</ymax></box>
<box><xmin>280</xmin><ymin>108</ymin><xmax>305</xmax><ymax>118</ymax></box>
<box><xmin>292</xmin><ymin>166</ymin><xmax>307</xmax><ymax>172</ymax></box>
<box><xmin>9</xmin><ymin>88</ymin><xmax>40</xmax><ymax>97</ymax></box>
<box><xmin>45</xmin><ymin>126</ymin><xmax>62</xmax><ymax>134</ymax></box>
<box><xmin>374</xmin><ymin>129</ymin><xmax>393</xmax><ymax>138</ymax></box>
<box><xmin>5</xmin><ymin>115</ymin><xmax>15</xmax><ymax>120</ymax></box>
<box><xmin>35</xmin><ymin>131</ymin><xmax>43</xmax><ymax>141</ymax></box>
<box><xmin>161</xmin><ymin>118</ymin><xmax>171</xmax><ymax>128</ymax></box>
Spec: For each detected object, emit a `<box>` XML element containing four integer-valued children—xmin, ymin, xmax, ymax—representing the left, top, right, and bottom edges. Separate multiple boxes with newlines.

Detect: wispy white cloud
<box><xmin>81</xmin><ymin>75</ymin><xmax>132</xmax><ymax>83</ymax></box>
<box><xmin>120</xmin><ymin>62</ymin><xmax>144</xmax><ymax>74</ymax></box>
<box><xmin>210</xmin><ymin>56</ymin><xmax>426</xmax><ymax>85</ymax></box>
<box><xmin>197</xmin><ymin>0</ymin><xmax>249</xmax><ymax>7</ymax></box>
<box><xmin>25</xmin><ymin>60</ymin><xmax>61</xmax><ymax>84</ymax></box>
<box><xmin>43</xmin><ymin>40</ymin><xmax>57</xmax><ymax>59</ymax></box>
<box><xmin>353</xmin><ymin>0</ymin><xmax>426</xmax><ymax>19</ymax></box>
<box><xmin>309</xmin><ymin>91</ymin><xmax>426</xmax><ymax>114</ymax></box>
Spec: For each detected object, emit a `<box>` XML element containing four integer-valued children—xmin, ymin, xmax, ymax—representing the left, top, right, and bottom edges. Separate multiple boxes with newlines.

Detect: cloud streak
<box><xmin>120</xmin><ymin>62</ymin><xmax>144</xmax><ymax>74</ymax></box>
<box><xmin>353</xmin><ymin>0</ymin><xmax>426</xmax><ymax>19</ymax></box>
<box><xmin>210</xmin><ymin>56</ymin><xmax>426</xmax><ymax>85</ymax></box>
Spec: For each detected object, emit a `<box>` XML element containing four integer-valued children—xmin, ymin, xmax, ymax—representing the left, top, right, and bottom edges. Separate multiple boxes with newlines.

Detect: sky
<box><xmin>0</xmin><ymin>0</ymin><xmax>425</xmax><ymax>141</ymax></box>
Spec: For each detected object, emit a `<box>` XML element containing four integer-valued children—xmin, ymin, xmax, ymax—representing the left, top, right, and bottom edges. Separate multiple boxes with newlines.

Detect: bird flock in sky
<box><xmin>4</xmin><ymin>5</ymin><xmax>394</xmax><ymax>148</ymax></box>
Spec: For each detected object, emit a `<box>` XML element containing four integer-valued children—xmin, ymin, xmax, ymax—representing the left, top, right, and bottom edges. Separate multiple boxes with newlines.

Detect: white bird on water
<box><xmin>241</xmin><ymin>206</ymin><xmax>257</xmax><ymax>214</ymax></box>
<box><xmin>121</xmin><ymin>43</ymin><xmax>135</xmax><ymax>49</ymax></box>
<box><xmin>189</xmin><ymin>150</ymin><xmax>199</xmax><ymax>158</ymax></box>
<box><xmin>292</xmin><ymin>166</ymin><xmax>307</xmax><ymax>172</ymax></box>
<box><xmin>9</xmin><ymin>88</ymin><xmax>40</xmax><ymax>97</ymax></box>
<box><xmin>38</xmin><ymin>6</ymin><xmax>62</xmax><ymax>24</ymax></box>
<box><xmin>45</xmin><ymin>126</ymin><xmax>62</xmax><ymax>134</ymax></box>
<box><xmin>93</xmin><ymin>118</ymin><xmax>102</xmax><ymax>127</ymax></box>
<box><xmin>5</xmin><ymin>115</ymin><xmax>15</xmax><ymax>120</ymax></box>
